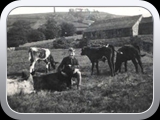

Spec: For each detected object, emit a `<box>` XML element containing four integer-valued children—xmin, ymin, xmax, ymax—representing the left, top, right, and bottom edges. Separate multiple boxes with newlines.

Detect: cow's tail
<box><xmin>103</xmin><ymin>44</ymin><xmax>116</xmax><ymax>61</ymax></box>
<box><xmin>108</xmin><ymin>44</ymin><xmax>115</xmax><ymax>61</ymax></box>
<box><xmin>105</xmin><ymin>44</ymin><xmax>115</xmax><ymax>75</ymax></box>
<box><xmin>110</xmin><ymin>45</ymin><xmax>116</xmax><ymax>71</ymax></box>
<box><xmin>133</xmin><ymin>45</ymin><xmax>146</xmax><ymax>57</ymax></box>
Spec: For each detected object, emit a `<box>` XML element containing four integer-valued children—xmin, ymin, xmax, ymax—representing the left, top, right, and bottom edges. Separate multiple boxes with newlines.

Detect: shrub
<box><xmin>27</xmin><ymin>30</ymin><xmax>46</xmax><ymax>42</ymax></box>
<box><xmin>60</xmin><ymin>22</ymin><xmax>76</xmax><ymax>37</ymax></box>
<box><xmin>87</xmin><ymin>37</ymin><xmax>131</xmax><ymax>47</ymax></box>
<box><xmin>7</xmin><ymin>20</ymin><xmax>47</xmax><ymax>47</ymax></box>
<box><xmin>7</xmin><ymin>29</ymin><xmax>28</xmax><ymax>47</ymax></box>
<box><xmin>43</xmin><ymin>18</ymin><xmax>61</xmax><ymax>39</ymax></box>
<box><xmin>78</xmin><ymin>38</ymin><xmax>89</xmax><ymax>48</ymax></box>
<box><xmin>7</xmin><ymin>20</ymin><xmax>32</xmax><ymax>47</ymax></box>
<box><xmin>53</xmin><ymin>37</ymin><xmax>74</xmax><ymax>49</ymax></box>
<box><xmin>130</xmin><ymin>35</ymin><xmax>153</xmax><ymax>53</ymax></box>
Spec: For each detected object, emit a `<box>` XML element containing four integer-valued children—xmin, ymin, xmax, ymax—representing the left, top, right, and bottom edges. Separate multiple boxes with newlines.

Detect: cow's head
<box><xmin>81</xmin><ymin>47</ymin><xmax>89</xmax><ymax>55</ymax></box>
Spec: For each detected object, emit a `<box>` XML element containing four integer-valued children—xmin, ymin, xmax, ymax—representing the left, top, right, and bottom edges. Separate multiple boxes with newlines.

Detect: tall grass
<box><xmin>7</xmin><ymin>48</ymin><xmax>153</xmax><ymax>113</ymax></box>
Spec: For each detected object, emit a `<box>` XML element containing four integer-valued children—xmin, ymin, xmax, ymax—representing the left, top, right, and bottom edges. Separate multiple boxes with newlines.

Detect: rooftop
<box><xmin>84</xmin><ymin>15</ymin><xmax>142</xmax><ymax>32</ymax></box>
<box><xmin>140</xmin><ymin>16</ymin><xmax>153</xmax><ymax>24</ymax></box>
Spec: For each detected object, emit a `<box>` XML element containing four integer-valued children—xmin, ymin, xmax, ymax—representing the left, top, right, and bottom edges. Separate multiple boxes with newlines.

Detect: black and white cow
<box><xmin>28</xmin><ymin>47</ymin><xmax>58</xmax><ymax>74</ymax></box>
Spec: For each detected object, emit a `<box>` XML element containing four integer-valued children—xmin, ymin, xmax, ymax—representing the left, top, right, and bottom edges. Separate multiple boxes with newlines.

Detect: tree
<box><xmin>60</xmin><ymin>22</ymin><xmax>76</xmax><ymax>37</ymax></box>
<box><xmin>27</xmin><ymin>30</ymin><xmax>46</xmax><ymax>42</ymax></box>
<box><xmin>42</xmin><ymin>18</ymin><xmax>61</xmax><ymax>39</ymax></box>
<box><xmin>7</xmin><ymin>20</ymin><xmax>32</xmax><ymax>47</ymax></box>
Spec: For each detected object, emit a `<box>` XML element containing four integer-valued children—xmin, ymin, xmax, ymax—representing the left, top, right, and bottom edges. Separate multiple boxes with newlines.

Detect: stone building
<box><xmin>139</xmin><ymin>16</ymin><xmax>153</xmax><ymax>35</ymax></box>
<box><xmin>71</xmin><ymin>22</ymin><xmax>89</xmax><ymax>35</ymax></box>
<box><xmin>83</xmin><ymin>15</ymin><xmax>143</xmax><ymax>39</ymax></box>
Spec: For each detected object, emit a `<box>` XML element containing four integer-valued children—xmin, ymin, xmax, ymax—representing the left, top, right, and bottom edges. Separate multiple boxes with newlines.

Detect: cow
<box><xmin>28</xmin><ymin>47</ymin><xmax>58</xmax><ymax>75</ymax></box>
<box><xmin>81</xmin><ymin>44</ymin><xmax>115</xmax><ymax>76</ymax></box>
<box><xmin>114</xmin><ymin>45</ymin><xmax>145</xmax><ymax>74</ymax></box>
<box><xmin>28</xmin><ymin>64</ymin><xmax>80</xmax><ymax>92</ymax></box>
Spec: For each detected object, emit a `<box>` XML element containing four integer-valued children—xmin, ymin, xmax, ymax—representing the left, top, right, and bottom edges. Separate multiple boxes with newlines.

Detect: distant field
<box><xmin>7</xmin><ymin>48</ymin><xmax>153</xmax><ymax>113</ymax></box>
<box><xmin>19</xmin><ymin>39</ymin><xmax>55</xmax><ymax>47</ymax></box>
<box><xmin>7</xmin><ymin>12</ymin><xmax>122</xmax><ymax>30</ymax></box>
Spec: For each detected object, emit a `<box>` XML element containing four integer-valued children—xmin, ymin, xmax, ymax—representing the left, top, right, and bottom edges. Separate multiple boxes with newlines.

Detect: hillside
<box><xmin>7</xmin><ymin>11</ymin><xmax>124</xmax><ymax>30</ymax></box>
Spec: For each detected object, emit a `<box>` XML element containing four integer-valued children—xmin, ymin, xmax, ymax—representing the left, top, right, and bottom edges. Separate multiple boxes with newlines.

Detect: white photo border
<box><xmin>1</xmin><ymin>0</ymin><xmax>159</xmax><ymax>120</ymax></box>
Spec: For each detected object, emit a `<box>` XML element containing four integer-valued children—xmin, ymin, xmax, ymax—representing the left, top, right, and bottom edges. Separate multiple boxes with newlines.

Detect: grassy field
<box><xmin>7</xmin><ymin>48</ymin><xmax>153</xmax><ymax>113</ymax></box>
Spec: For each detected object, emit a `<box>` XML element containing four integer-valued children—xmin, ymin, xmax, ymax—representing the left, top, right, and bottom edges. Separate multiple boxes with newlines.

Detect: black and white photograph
<box><xmin>7</xmin><ymin>7</ymin><xmax>153</xmax><ymax>113</ymax></box>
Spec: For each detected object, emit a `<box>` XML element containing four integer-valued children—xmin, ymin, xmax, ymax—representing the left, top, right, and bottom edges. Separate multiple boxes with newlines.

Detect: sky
<box><xmin>9</xmin><ymin>7</ymin><xmax>152</xmax><ymax>17</ymax></box>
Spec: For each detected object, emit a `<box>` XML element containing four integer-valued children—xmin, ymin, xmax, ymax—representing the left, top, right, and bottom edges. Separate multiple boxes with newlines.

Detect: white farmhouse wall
<box><xmin>132</xmin><ymin>16</ymin><xmax>142</xmax><ymax>36</ymax></box>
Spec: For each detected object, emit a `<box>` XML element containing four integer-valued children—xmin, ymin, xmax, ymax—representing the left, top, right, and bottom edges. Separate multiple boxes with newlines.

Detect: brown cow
<box><xmin>81</xmin><ymin>45</ymin><xmax>115</xmax><ymax>76</ymax></box>
<box><xmin>29</xmin><ymin>65</ymin><xmax>80</xmax><ymax>92</ymax></box>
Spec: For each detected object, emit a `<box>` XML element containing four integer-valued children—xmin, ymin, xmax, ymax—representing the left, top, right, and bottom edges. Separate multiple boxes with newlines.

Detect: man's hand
<box><xmin>61</xmin><ymin>71</ymin><xmax>68</xmax><ymax>76</ymax></box>
<box><xmin>68</xmin><ymin>64</ymin><xmax>72</xmax><ymax>67</ymax></box>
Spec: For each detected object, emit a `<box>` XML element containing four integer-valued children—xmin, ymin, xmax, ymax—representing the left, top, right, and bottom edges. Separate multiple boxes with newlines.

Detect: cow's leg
<box><xmin>66</xmin><ymin>77</ymin><xmax>72</xmax><ymax>89</ymax></box>
<box><xmin>132</xmin><ymin>59</ymin><xmax>138</xmax><ymax>73</ymax></box>
<box><xmin>136</xmin><ymin>57</ymin><xmax>144</xmax><ymax>74</ymax></box>
<box><xmin>107</xmin><ymin>54</ymin><xmax>115</xmax><ymax>76</ymax></box>
<box><xmin>111</xmin><ymin>53</ymin><xmax>115</xmax><ymax>75</ymax></box>
<box><xmin>44</xmin><ymin>60</ymin><xmax>50</xmax><ymax>73</ymax></box>
<box><xmin>108</xmin><ymin>58</ymin><xmax>114</xmax><ymax>76</ymax></box>
<box><xmin>119</xmin><ymin>63</ymin><xmax>122</xmax><ymax>72</ymax></box>
<box><xmin>91</xmin><ymin>62</ymin><xmax>94</xmax><ymax>75</ymax></box>
<box><xmin>111</xmin><ymin>63</ymin><xmax>114</xmax><ymax>76</ymax></box>
<box><xmin>76</xmin><ymin>70</ymin><xmax>82</xmax><ymax>90</ymax></box>
<box><xmin>48</xmin><ymin>63</ymin><xmax>51</xmax><ymax>71</ymax></box>
<box><xmin>73</xmin><ymin>69</ymin><xmax>82</xmax><ymax>90</ymax></box>
<box><xmin>115</xmin><ymin>61</ymin><xmax>122</xmax><ymax>74</ymax></box>
<box><xmin>30</xmin><ymin>60</ymin><xmax>37</xmax><ymax>74</ymax></box>
<box><xmin>96</xmin><ymin>61</ymin><xmax>100</xmax><ymax>75</ymax></box>
<box><xmin>45</xmin><ymin>62</ymin><xmax>50</xmax><ymax>73</ymax></box>
<box><xmin>124</xmin><ymin>61</ymin><xmax>128</xmax><ymax>72</ymax></box>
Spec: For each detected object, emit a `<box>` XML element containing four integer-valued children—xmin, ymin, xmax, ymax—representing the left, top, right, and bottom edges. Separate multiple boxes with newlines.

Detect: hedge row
<box><xmin>14</xmin><ymin>35</ymin><xmax>153</xmax><ymax>54</ymax></box>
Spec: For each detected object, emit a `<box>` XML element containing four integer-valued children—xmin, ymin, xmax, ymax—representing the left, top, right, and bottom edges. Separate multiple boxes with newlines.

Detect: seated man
<box><xmin>57</xmin><ymin>47</ymin><xmax>82</xmax><ymax>90</ymax></box>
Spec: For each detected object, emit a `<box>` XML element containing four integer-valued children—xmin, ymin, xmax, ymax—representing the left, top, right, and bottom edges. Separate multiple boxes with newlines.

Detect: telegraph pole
<box><xmin>54</xmin><ymin>7</ymin><xmax>55</xmax><ymax>13</ymax></box>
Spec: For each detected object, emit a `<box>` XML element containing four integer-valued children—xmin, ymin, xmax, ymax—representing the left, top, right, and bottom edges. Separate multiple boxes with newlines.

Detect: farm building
<box><xmin>71</xmin><ymin>22</ymin><xmax>89</xmax><ymax>35</ymax></box>
<box><xmin>83</xmin><ymin>15</ymin><xmax>143</xmax><ymax>39</ymax></box>
<box><xmin>139</xmin><ymin>16</ymin><xmax>153</xmax><ymax>35</ymax></box>
<box><xmin>82</xmin><ymin>19</ymin><xmax>95</xmax><ymax>25</ymax></box>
